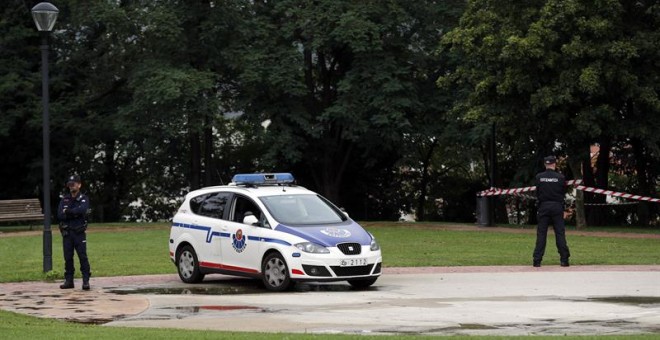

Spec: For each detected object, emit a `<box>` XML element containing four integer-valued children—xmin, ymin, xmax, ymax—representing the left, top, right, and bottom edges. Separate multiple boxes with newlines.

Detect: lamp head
<box><xmin>31</xmin><ymin>2</ymin><xmax>59</xmax><ymax>32</ymax></box>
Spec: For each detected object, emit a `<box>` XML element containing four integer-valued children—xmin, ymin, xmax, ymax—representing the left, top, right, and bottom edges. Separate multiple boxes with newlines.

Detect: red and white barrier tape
<box><xmin>478</xmin><ymin>180</ymin><xmax>582</xmax><ymax>197</ymax></box>
<box><xmin>478</xmin><ymin>181</ymin><xmax>660</xmax><ymax>204</ymax></box>
<box><xmin>582</xmin><ymin>202</ymin><xmax>639</xmax><ymax>206</ymax></box>
<box><xmin>576</xmin><ymin>185</ymin><xmax>660</xmax><ymax>203</ymax></box>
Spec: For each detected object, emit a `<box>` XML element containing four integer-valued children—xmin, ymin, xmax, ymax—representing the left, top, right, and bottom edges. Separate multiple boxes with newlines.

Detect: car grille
<box><xmin>337</xmin><ymin>242</ymin><xmax>361</xmax><ymax>255</ymax></box>
<box><xmin>330</xmin><ymin>264</ymin><xmax>374</xmax><ymax>277</ymax></box>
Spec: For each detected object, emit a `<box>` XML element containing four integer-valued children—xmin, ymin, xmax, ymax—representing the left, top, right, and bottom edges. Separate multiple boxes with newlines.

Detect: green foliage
<box><xmin>0</xmin><ymin>1</ymin><xmax>42</xmax><ymax>200</ymax></box>
<box><xmin>44</xmin><ymin>270</ymin><xmax>63</xmax><ymax>282</ymax></box>
<box><xmin>440</xmin><ymin>0</ymin><xmax>660</xmax><ymax>225</ymax></box>
<box><xmin>2</xmin><ymin>0</ymin><xmax>659</xmax><ymax>225</ymax></box>
<box><xmin>222</xmin><ymin>0</ymin><xmax>466</xmax><ymax>218</ymax></box>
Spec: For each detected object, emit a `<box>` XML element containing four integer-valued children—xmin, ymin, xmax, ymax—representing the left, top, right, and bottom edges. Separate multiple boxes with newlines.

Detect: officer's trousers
<box><xmin>533</xmin><ymin>202</ymin><xmax>570</xmax><ymax>262</ymax></box>
<box><xmin>62</xmin><ymin>231</ymin><xmax>91</xmax><ymax>282</ymax></box>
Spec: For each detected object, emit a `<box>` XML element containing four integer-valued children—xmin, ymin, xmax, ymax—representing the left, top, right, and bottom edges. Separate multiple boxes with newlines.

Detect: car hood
<box><xmin>274</xmin><ymin>221</ymin><xmax>372</xmax><ymax>247</ymax></box>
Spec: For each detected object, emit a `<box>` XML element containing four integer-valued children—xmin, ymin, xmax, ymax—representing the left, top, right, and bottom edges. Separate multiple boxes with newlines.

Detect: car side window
<box><xmin>190</xmin><ymin>192</ymin><xmax>231</xmax><ymax>219</ymax></box>
<box><xmin>232</xmin><ymin>195</ymin><xmax>262</xmax><ymax>225</ymax></box>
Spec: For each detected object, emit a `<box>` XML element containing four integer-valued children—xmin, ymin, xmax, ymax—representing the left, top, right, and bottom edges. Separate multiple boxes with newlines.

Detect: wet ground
<box><xmin>1</xmin><ymin>266</ymin><xmax>660</xmax><ymax>336</ymax></box>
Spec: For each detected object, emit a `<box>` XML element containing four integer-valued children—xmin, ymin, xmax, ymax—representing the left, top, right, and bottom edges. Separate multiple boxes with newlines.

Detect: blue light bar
<box><xmin>232</xmin><ymin>173</ymin><xmax>295</xmax><ymax>185</ymax></box>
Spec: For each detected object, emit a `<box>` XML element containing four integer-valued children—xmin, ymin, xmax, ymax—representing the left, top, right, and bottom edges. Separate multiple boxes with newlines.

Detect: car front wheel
<box><xmin>177</xmin><ymin>245</ymin><xmax>205</xmax><ymax>283</ymax></box>
<box><xmin>261</xmin><ymin>252</ymin><xmax>292</xmax><ymax>291</ymax></box>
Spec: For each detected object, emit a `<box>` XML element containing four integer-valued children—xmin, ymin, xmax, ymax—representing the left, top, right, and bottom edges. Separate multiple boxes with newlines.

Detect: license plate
<box><xmin>340</xmin><ymin>258</ymin><xmax>367</xmax><ymax>267</ymax></box>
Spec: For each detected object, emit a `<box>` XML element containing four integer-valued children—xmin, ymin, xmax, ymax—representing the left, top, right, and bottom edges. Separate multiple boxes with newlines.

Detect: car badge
<box><xmin>232</xmin><ymin>229</ymin><xmax>248</xmax><ymax>253</ymax></box>
<box><xmin>320</xmin><ymin>227</ymin><xmax>351</xmax><ymax>238</ymax></box>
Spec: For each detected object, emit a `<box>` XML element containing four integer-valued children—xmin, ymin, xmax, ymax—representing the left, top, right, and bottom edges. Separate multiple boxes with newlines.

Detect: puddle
<box><xmin>107</xmin><ymin>282</ymin><xmax>361</xmax><ymax>295</ymax></box>
<box><xmin>573</xmin><ymin>319</ymin><xmax>635</xmax><ymax>326</ymax></box>
<box><xmin>588</xmin><ymin>296</ymin><xmax>660</xmax><ymax>305</ymax></box>
<box><xmin>107</xmin><ymin>286</ymin><xmax>262</xmax><ymax>295</ymax></box>
<box><xmin>294</xmin><ymin>283</ymin><xmax>354</xmax><ymax>292</ymax></box>
<box><xmin>167</xmin><ymin>305</ymin><xmax>262</xmax><ymax>312</ymax></box>
<box><xmin>377</xmin><ymin>323</ymin><xmax>500</xmax><ymax>335</ymax></box>
<box><xmin>441</xmin><ymin>323</ymin><xmax>500</xmax><ymax>331</ymax></box>
<box><xmin>67</xmin><ymin>317</ymin><xmax>114</xmax><ymax>325</ymax></box>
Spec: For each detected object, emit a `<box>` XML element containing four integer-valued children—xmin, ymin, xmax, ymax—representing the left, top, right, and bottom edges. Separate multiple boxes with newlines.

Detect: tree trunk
<box><xmin>632</xmin><ymin>138</ymin><xmax>651</xmax><ymax>225</ymax></box>
<box><xmin>203</xmin><ymin>114</ymin><xmax>214</xmax><ymax>187</ymax></box>
<box><xmin>100</xmin><ymin>139</ymin><xmax>120</xmax><ymax>222</ymax></box>
<box><xmin>591</xmin><ymin>136</ymin><xmax>611</xmax><ymax>225</ymax></box>
<box><xmin>582</xmin><ymin>145</ymin><xmax>596</xmax><ymax>226</ymax></box>
<box><xmin>568</xmin><ymin>158</ymin><xmax>586</xmax><ymax>229</ymax></box>
<box><xmin>416</xmin><ymin>139</ymin><xmax>438</xmax><ymax>221</ymax></box>
<box><xmin>189</xmin><ymin>130</ymin><xmax>201</xmax><ymax>190</ymax></box>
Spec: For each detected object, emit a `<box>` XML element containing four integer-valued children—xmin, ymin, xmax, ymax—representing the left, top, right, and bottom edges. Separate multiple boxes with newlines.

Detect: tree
<box><xmin>0</xmin><ymin>1</ymin><xmax>44</xmax><ymax>201</ymax></box>
<box><xmin>225</xmin><ymin>0</ymin><xmax>466</xmax><ymax>219</ymax></box>
<box><xmin>441</xmin><ymin>0</ymin><xmax>660</xmax><ymax>226</ymax></box>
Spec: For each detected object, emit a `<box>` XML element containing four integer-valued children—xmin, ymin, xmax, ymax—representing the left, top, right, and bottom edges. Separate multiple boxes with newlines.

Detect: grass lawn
<box><xmin>1</xmin><ymin>222</ymin><xmax>659</xmax><ymax>282</ymax></box>
<box><xmin>1</xmin><ymin>222</ymin><xmax>659</xmax><ymax>339</ymax></box>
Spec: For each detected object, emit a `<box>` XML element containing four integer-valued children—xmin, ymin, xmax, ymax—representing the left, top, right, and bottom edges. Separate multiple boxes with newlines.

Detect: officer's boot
<box><xmin>60</xmin><ymin>280</ymin><xmax>74</xmax><ymax>289</ymax></box>
<box><xmin>82</xmin><ymin>278</ymin><xmax>90</xmax><ymax>291</ymax></box>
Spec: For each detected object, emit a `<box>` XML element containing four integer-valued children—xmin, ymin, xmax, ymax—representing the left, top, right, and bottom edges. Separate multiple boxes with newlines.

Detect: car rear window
<box><xmin>190</xmin><ymin>192</ymin><xmax>231</xmax><ymax>219</ymax></box>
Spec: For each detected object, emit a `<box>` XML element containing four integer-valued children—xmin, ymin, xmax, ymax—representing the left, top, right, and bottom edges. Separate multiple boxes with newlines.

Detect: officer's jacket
<box><xmin>535</xmin><ymin>169</ymin><xmax>566</xmax><ymax>204</ymax></box>
<box><xmin>57</xmin><ymin>192</ymin><xmax>90</xmax><ymax>231</ymax></box>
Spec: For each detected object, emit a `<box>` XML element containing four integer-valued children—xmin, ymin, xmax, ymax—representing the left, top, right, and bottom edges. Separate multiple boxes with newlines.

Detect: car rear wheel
<box><xmin>347</xmin><ymin>277</ymin><xmax>378</xmax><ymax>289</ymax></box>
<box><xmin>177</xmin><ymin>245</ymin><xmax>205</xmax><ymax>283</ymax></box>
<box><xmin>261</xmin><ymin>252</ymin><xmax>292</xmax><ymax>291</ymax></box>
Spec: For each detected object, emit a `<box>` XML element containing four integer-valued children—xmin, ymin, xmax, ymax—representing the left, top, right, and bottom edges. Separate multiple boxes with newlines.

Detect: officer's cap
<box><xmin>66</xmin><ymin>174</ymin><xmax>81</xmax><ymax>184</ymax></box>
<box><xmin>543</xmin><ymin>156</ymin><xmax>557</xmax><ymax>164</ymax></box>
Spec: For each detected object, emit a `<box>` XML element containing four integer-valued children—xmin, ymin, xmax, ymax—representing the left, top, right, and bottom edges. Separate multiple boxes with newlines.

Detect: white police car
<box><xmin>168</xmin><ymin>173</ymin><xmax>382</xmax><ymax>291</ymax></box>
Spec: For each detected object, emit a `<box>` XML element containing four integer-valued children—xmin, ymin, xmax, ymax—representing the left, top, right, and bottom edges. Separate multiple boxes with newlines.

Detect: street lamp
<box><xmin>32</xmin><ymin>2</ymin><xmax>59</xmax><ymax>273</ymax></box>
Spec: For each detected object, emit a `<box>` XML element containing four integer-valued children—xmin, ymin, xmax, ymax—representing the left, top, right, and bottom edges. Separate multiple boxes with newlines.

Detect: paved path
<box><xmin>2</xmin><ymin>266</ymin><xmax>660</xmax><ymax>336</ymax></box>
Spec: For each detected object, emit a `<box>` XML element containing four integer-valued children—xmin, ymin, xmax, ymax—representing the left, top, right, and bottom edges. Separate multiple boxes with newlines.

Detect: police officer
<box><xmin>57</xmin><ymin>175</ymin><xmax>91</xmax><ymax>290</ymax></box>
<box><xmin>533</xmin><ymin>156</ymin><xmax>570</xmax><ymax>267</ymax></box>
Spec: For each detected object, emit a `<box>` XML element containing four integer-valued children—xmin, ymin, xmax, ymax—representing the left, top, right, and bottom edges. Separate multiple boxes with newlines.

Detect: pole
<box><xmin>488</xmin><ymin>122</ymin><xmax>496</xmax><ymax>226</ymax></box>
<box><xmin>41</xmin><ymin>32</ymin><xmax>52</xmax><ymax>272</ymax></box>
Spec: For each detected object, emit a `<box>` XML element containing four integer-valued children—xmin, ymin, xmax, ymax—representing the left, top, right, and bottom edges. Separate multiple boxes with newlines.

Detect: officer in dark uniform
<box><xmin>533</xmin><ymin>156</ymin><xmax>570</xmax><ymax>267</ymax></box>
<box><xmin>57</xmin><ymin>175</ymin><xmax>91</xmax><ymax>290</ymax></box>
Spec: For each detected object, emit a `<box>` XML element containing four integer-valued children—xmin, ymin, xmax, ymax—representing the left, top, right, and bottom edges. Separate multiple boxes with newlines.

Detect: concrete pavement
<box><xmin>1</xmin><ymin>266</ymin><xmax>660</xmax><ymax>336</ymax></box>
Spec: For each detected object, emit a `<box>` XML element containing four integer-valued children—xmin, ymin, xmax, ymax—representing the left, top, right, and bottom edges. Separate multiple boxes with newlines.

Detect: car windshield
<box><xmin>259</xmin><ymin>194</ymin><xmax>346</xmax><ymax>225</ymax></box>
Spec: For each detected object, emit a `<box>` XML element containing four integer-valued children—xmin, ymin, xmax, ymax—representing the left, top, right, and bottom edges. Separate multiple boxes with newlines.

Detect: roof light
<box><xmin>232</xmin><ymin>173</ymin><xmax>294</xmax><ymax>185</ymax></box>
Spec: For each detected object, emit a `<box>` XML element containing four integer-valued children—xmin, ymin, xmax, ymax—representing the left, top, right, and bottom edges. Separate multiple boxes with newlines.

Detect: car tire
<box><xmin>347</xmin><ymin>277</ymin><xmax>378</xmax><ymax>289</ymax></box>
<box><xmin>261</xmin><ymin>252</ymin><xmax>292</xmax><ymax>291</ymax></box>
<box><xmin>177</xmin><ymin>245</ymin><xmax>205</xmax><ymax>283</ymax></box>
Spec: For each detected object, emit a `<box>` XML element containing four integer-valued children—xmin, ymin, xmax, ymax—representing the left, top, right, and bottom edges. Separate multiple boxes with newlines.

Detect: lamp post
<box><xmin>32</xmin><ymin>2</ymin><xmax>59</xmax><ymax>273</ymax></box>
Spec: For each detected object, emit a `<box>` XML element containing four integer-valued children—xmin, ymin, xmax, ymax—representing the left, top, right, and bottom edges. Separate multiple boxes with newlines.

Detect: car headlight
<box><xmin>369</xmin><ymin>233</ymin><xmax>380</xmax><ymax>251</ymax></box>
<box><xmin>295</xmin><ymin>242</ymin><xmax>330</xmax><ymax>254</ymax></box>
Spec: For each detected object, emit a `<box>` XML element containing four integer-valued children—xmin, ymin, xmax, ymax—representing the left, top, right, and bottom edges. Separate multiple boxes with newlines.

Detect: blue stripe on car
<box><xmin>172</xmin><ymin>222</ymin><xmax>290</xmax><ymax>246</ymax></box>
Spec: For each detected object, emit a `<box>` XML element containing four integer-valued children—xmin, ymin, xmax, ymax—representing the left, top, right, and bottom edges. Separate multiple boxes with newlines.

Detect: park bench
<box><xmin>0</xmin><ymin>198</ymin><xmax>44</xmax><ymax>228</ymax></box>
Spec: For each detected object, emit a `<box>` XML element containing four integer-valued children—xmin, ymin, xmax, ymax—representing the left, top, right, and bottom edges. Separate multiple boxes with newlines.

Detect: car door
<box><xmin>220</xmin><ymin>194</ymin><xmax>266</xmax><ymax>274</ymax></box>
<box><xmin>189</xmin><ymin>191</ymin><xmax>232</xmax><ymax>266</ymax></box>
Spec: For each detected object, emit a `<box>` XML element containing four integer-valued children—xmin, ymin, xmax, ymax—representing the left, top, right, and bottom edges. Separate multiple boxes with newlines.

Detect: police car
<box><xmin>168</xmin><ymin>173</ymin><xmax>382</xmax><ymax>291</ymax></box>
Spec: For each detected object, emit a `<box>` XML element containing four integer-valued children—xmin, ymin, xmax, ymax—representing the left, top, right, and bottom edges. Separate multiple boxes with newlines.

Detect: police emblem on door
<box><xmin>232</xmin><ymin>229</ymin><xmax>247</xmax><ymax>253</ymax></box>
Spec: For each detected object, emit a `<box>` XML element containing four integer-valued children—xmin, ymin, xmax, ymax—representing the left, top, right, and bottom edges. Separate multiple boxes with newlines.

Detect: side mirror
<box><xmin>243</xmin><ymin>213</ymin><xmax>259</xmax><ymax>226</ymax></box>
